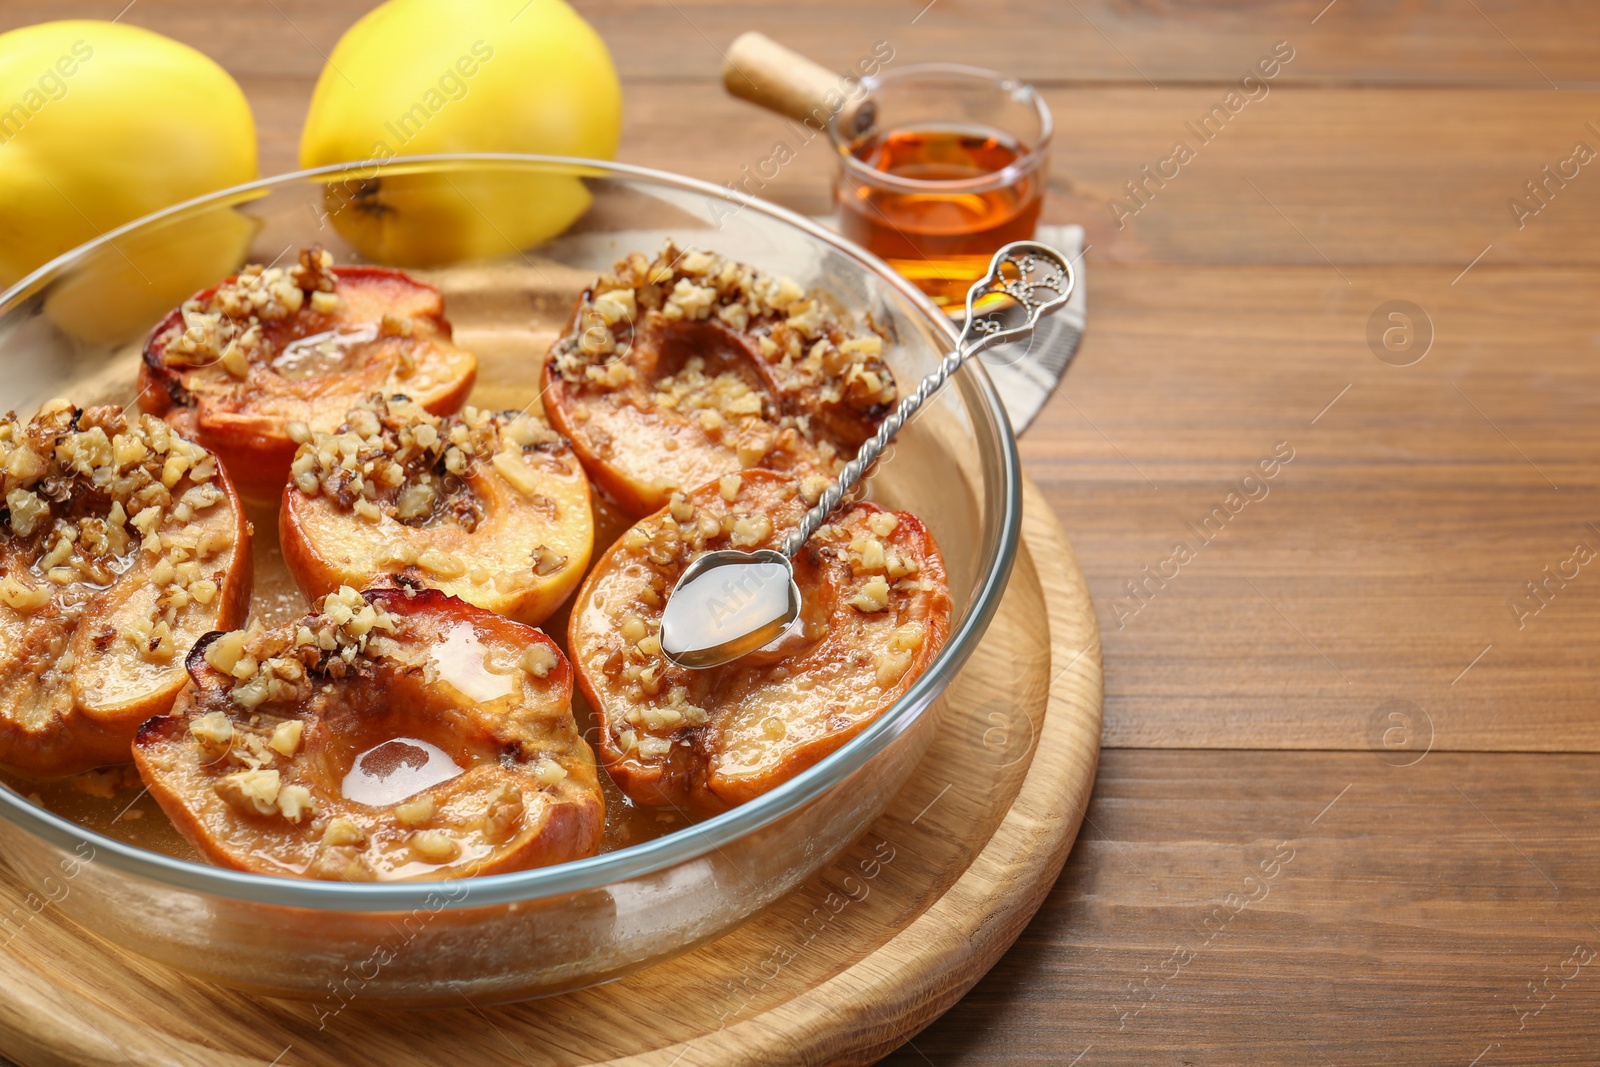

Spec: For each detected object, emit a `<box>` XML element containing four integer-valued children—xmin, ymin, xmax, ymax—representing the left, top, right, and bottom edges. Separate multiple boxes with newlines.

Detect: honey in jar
<box><xmin>836</xmin><ymin>125</ymin><xmax>1045</xmax><ymax>308</ymax></box>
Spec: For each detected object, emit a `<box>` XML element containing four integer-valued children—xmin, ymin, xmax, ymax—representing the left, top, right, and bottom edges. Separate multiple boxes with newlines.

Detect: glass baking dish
<box><xmin>0</xmin><ymin>155</ymin><xmax>1020</xmax><ymax>1003</ymax></box>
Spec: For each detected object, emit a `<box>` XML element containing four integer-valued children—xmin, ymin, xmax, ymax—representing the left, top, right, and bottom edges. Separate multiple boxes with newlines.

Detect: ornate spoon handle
<box><xmin>779</xmin><ymin>241</ymin><xmax>1076</xmax><ymax>559</ymax></box>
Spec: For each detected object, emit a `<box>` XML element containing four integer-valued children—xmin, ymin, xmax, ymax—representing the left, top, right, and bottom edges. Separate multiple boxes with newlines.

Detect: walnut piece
<box><xmin>160</xmin><ymin>245</ymin><xmax>341</xmax><ymax>371</ymax></box>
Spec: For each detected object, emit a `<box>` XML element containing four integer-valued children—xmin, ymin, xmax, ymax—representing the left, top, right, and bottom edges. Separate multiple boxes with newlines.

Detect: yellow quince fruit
<box><xmin>0</xmin><ymin>20</ymin><xmax>258</xmax><ymax>293</ymax></box>
<box><xmin>299</xmin><ymin>0</ymin><xmax>622</xmax><ymax>267</ymax></box>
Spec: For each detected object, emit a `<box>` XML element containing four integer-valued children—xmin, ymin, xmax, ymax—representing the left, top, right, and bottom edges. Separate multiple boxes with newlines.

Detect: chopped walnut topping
<box><xmin>290</xmin><ymin>245</ymin><xmax>338</xmax><ymax>294</ymax></box>
<box><xmin>553</xmin><ymin>242</ymin><xmax>895</xmax><ymax>409</ymax></box>
<box><xmin>867</xmin><ymin>512</ymin><xmax>899</xmax><ymax>538</ymax></box>
<box><xmin>0</xmin><ymin>403</ymin><xmax>233</xmax><ymax>653</ymax></box>
<box><xmin>521</xmin><ymin>643</ymin><xmax>558</xmax><ymax>678</ymax></box>
<box><xmin>849</xmin><ymin>533</ymin><xmax>888</xmax><ymax>574</ymax></box>
<box><xmin>277</xmin><ymin>783</ymin><xmax>315</xmax><ymax>822</ymax></box>
<box><xmin>160</xmin><ymin>245</ymin><xmax>340</xmax><ymax>371</ymax></box>
<box><xmin>215</xmin><ymin>768</ymin><xmax>280</xmax><ymax>816</ymax></box>
<box><xmin>204</xmin><ymin>587</ymin><xmax>400</xmax><ymax>713</ymax></box>
<box><xmin>874</xmin><ymin>648</ymin><xmax>912</xmax><ymax>687</ymax></box>
<box><xmin>533</xmin><ymin>759</ymin><xmax>567</xmax><ymax>787</ymax></box>
<box><xmin>5</xmin><ymin>489</ymin><xmax>47</xmax><ymax>537</ymax></box>
<box><xmin>418</xmin><ymin>547</ymin><xmax>467</xmax><ymax>579</ymax></box>
<box><xmin>322</xmin><ymin>815</ymin><xmax>366</xmax><ymax>847</ymax></box>
<box><xmin>873</xmin><ymin>621</ymin><xmax>929</xmax><ymax>687</ymax></box>
<box><xmin>847</xmin><ymin>575</ymin><xmax>891</xmax><ymax>613</ymax></box>
<box><xmin>269</xmin><ymin>719</ymin><xmax>304</xmax><ymax>758</ymax></box>
<box><xmin>482</xmin><ymin>784</ymin><xmax>526</xmax><ymax>843</ymax></box>
<box><xmin>491</xmin><ymin>449</ymin><xmax>540</xmax><ymax>497</ymax></box>
<box><xmin>189</xmin><ymin>711</ymin><xmax>234</xmax><ymax>754</ymax></box>
<box><xmin>204</xmin><ymin>631</ymin><xmax>247</xmax><ymax>675</ymax></box>
<box><xmin>730</xmin><ymin>514</ymin><xmax>773</xmax><ymax>549</ymax></box>
<box><xmin>890</xmin><ymin>621</ymin><xmax>927</xmax><ymax>652</ymax></box>
<box><xmin>0</xmin><ymin>574</ymin><xmax>48</xmax><ymax>613</ymax></box>
<box><xmin>531</xmin><ymin>545</ymin><xmax>567</xmax><ymax>577</ymax></box>
<box><xmin>798</xmin><ymin>475</ymin><xmax>832</xmax><ymax>505</ymax></box>
<box><xmin>289</xmin><ymin>395</ymin><xmax>565</xmax><ymax>536</ymax></box>
<box><xmin>409</xmin><ymin>829</ymin><xmax>460</xmax><ymax>864</ymax></box>
<box><xmin>636</xmin><ymin>736</ymin><xmax>674</xmax><ymax>758</ymax></box>
<box><xmin>394</xmin><ymin>794</ymin><xmax>435</xmax><ymax>827</ymax></box>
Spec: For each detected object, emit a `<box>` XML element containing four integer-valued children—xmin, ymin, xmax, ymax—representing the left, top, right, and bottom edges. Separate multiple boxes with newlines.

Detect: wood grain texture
<box><xmin>624</xmin><ymin>86</ymin><xmax>1600</xmax><ymax>269</ymax></box>
<box><xmin>884</xmin><ymin>750</ymin><xmax>1600</xmax><ymax>1066</ymax></box>
<box><xmin>1026</xmin><ymin>264</ymin><xmax>1600</xmax><ymax>751</ymax></box>
<box><xmin>9</xmin><ymin>0</ymin><xmax>1599</xmax><ymax>87</ymax></box>
<box><xmin>0</xmin><ymin>478</ymin><xmax>1102</xmax><ymax>1067</ymax></box>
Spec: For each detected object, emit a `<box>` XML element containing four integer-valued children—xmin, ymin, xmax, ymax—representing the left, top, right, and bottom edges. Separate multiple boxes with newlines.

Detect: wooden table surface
<box><xmin>4</xmin><ymin>1</ymin><xmax>1600</xmax><ymax>1064</ymax></box>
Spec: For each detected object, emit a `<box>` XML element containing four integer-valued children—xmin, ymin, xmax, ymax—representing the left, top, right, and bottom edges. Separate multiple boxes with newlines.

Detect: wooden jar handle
<box><xmin>723</xmin><ymin>31</ymin><xmax>844</xmax><ymax>129</ymax></box>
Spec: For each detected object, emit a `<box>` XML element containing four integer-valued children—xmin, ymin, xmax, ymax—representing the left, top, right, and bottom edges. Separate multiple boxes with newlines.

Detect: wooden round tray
<box><xmin>0</xmin><ymin>476</ymin><xmax>1101</xmax><ymax>1067</ymax></box>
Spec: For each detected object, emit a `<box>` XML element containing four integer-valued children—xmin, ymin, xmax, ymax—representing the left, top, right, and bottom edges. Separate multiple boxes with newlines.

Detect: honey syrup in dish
<box><xmin>341</xmin><ymin>738</ymin><xmax>464</xmax><ymax>806</ymax></box>
<box><xmin>659</xmin><ymin>555</ymin><xmax>797</xmax><ymax>667</ymax></box>
<box><xmin>270</xmin><ymin>323</ymin><xmax>378</xmax><ymax>379</ymax></box>
<box><xmin>837</xmin><ymin>124</ymin><xmax>1044</xmax><ymax>308</ymax></box>
<box><xmin>433</xmin><ymin>623</ymin><xmax>517</xmax><ymax>703</ymax></box>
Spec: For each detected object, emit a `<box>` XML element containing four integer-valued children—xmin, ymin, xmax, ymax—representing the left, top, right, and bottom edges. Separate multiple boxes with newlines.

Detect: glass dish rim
<box><xmin>828</xmin><ymin>62</ymin><xmax>1054</xmax><ymax>196</ymax></box>
<box><xmin>0</xmin><ymin>153</ymin><xmax>1023</xmax><ymax>911</ymax></box>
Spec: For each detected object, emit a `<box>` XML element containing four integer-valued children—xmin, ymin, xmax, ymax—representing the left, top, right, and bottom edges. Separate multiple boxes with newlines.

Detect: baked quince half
<box><xmin>133</xmin><ymin>585</ymin><xmax>604</xmax><ymax>881</ymax></box>
<box><xmin>540</xmin><ymin>244</ymin><xmax>898</xmax><ymax>517</ymax></box>
<box><xmin>569</xmin><ymin>469</ymin><xmax>951</xmax><ymax>813</ymax></box>
<box><xmin>279</xmin><ymin>396</ymin><xmax>592</xmax><ymax>626</ymax></box>
<box><xmin>138</xmin><ymin>246</ymin><xmax>476</xmax><ymax>502</ymax></box>
<box><xmin>0</xmin><ymin>401</ymin><xmax>251</xmax><ymax>776</ymax></box>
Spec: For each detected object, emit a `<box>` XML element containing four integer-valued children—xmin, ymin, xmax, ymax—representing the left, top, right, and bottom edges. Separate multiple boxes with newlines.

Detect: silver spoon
<box><xmin>660</xmin><ymin>241</ymin><xmax>1077</xmax><ymax>669</ymax></box>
